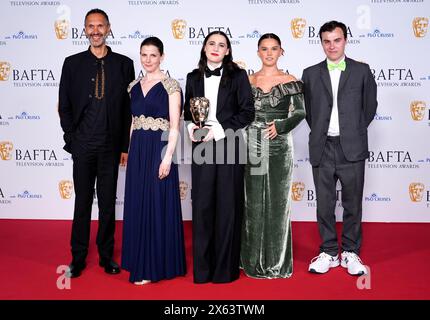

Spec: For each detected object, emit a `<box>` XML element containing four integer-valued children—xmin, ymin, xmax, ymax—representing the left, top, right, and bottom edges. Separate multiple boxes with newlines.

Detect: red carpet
<box><xmin>0</xmin><ymin>220</ymin><xmax>429</xmax><ymax>300</ymax></box>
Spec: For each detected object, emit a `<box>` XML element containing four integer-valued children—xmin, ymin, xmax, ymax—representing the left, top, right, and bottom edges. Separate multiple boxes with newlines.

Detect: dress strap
<box><xmin>127</xmin><ymin>76</ymin><xmax>142</xmax><ymax>94</ymax></box>
<box><xmin>278</xmin><ymin>81</ymin><xmax>304</xmax><ymax>96</ymax></box>
<box><xmin>161</xmin><ymin>77</ymin><xmax>181</xmax><ymax>95</ymax></box>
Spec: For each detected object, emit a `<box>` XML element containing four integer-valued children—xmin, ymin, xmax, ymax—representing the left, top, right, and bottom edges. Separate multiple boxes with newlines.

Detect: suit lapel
<box><xmin>78</xmin><ymin>52</ymin><xmax>98</xmax><ymax>117</ymax></box>
<box><xmin>338</xmin><ymin>57</ymin><xmax>352</xmax><ymax>94</ymax></box>
<box><xmin>216</xmin><ymin>76</ymin><xmax>230</xmax><ymax>116</ymax></box>
<box><xmin>194</xmin><ymin>73</ymin><xmax>205</xmax><ymax>97</ymax></box>
<box><xmin>319</xmin><ymin>61</ymin><xmax>333</xmax><ymax>102</ymax></box>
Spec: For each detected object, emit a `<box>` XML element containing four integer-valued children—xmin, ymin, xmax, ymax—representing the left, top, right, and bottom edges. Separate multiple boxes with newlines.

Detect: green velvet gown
<box><xmin>241</xmin><ymin>81</ymin><xmax>305</xmax><ymax>279</ymax></box>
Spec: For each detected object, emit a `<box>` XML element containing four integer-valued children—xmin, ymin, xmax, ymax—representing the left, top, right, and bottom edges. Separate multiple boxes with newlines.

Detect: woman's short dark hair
<box><xmin>318</xmin><ymin>20</ymin><xmax>347</xmax><ymax>40</ymax></box>
<box><xmin>257</xmin><ymin>33</ymin><xmax>282</xmax><ymax>48</ymax></box>
<box><xmin>85</xmin><ymin>8</ymin><xmax>110</xmax><ymax>26</ymax></box>
<box><xmin>140</xmin><ymin>36</ymin><xmax>164</xmax><ymax>55</ymax></box>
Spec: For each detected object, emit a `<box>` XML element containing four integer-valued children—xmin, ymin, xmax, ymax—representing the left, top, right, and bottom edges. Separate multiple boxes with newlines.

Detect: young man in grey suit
<box><xmin>302</xmin><ymin>21</ymin><xmax>377</xmax><ymax>276</ymax></box>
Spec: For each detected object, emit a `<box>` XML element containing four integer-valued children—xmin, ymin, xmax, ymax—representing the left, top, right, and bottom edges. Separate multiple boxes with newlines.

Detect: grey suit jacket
<box><xmin>302</xmin><ymin>57</ymin><xmax>377</xmax><ymax>166</ymax></box>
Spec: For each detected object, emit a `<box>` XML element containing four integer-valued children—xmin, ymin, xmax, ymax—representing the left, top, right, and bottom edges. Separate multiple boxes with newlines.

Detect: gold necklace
<box><xmin>94</xmin><ymin>60</ymin><xmax>105</xmax><ymax>100</ymax></box>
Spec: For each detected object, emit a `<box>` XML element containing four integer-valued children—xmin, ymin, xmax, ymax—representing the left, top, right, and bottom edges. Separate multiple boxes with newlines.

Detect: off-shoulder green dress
<box><xmin>241</xmin><ymin>81</ymin><xmax>305</xmax><ymax>278</ymax></box>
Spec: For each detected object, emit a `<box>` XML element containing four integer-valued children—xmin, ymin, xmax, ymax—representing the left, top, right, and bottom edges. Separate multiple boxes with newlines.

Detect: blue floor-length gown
<box><xmin>121</xmin><ymin>77</ymin><xmax>186</xmax><ymax>283</ymax></box>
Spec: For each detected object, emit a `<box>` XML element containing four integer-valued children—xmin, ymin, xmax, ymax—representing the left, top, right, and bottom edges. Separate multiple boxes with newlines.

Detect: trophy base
<box><xmin>193</xmin><ymin>127</ymin><xmax>209</xmax><ymax>141</ymax></box>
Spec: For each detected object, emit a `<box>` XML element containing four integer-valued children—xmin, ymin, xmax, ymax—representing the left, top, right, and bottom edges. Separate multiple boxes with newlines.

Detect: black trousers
<box><xmin>191</xmin><ymin>158</ymin><xmax>245</xmax><ymax>283</ymax></box>
<box><xmin>70</xmin><ymin>143</ymin><xmax>120</xmax><ymax>265</ymax></box>
<box><xmin>312</xmin><ymin>136</ymin><xmax>365</xmax><ymax>256</ymax></box>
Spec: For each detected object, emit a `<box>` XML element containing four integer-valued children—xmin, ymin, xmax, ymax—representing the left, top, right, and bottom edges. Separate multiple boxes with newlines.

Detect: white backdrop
<box><xmin>0</xmin><ymin>0</ymin><xmax>429</xmax><ymax>222</ymax></box>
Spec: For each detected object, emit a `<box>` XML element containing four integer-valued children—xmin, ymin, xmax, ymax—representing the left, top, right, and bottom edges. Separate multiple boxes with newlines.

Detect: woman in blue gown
<box><xmin>121</xmin><ymin>37</ymin><xmax>186</xmax><ymax>285</ymax></box>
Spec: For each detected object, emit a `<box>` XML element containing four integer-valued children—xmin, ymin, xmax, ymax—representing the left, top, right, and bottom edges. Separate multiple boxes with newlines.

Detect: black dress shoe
<box><xmin>99</xmin><ymin>259</ymin><xmax>121</xmax><ymax>275</ymax></box>
<box><xmin>67</xmin><ymin>263</ymin><xmax>86</xmax><ymax>278</ymax></box>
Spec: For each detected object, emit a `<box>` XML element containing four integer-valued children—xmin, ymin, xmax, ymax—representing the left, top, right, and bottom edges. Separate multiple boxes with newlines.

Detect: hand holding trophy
<box><xmin>189</xmin><ymin>97</ymin><xmax>210</xmax><ymax>141</ymax></box>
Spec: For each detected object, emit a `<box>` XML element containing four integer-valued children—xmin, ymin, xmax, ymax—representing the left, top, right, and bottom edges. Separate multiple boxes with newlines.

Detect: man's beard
<box><xmin>88</xmin><ymin>34</ymin><xmax>107</xmax><ymax>47</ymax></box>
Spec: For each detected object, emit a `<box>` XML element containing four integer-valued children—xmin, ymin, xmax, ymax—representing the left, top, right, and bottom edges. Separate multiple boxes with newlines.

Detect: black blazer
<box><xmin>184</xmin><ymin>68</ymin><xmax>254</xmax><ymax>133</ymax></box>
<box><xmin>302</xmin><ymin>57</ymin><xmax>377</xmax><ymax>166</ymax></box>
<box><xmin>58</xmin><ymin>47</ymin><xmax>135</xmax><ymax>154</ymax></box>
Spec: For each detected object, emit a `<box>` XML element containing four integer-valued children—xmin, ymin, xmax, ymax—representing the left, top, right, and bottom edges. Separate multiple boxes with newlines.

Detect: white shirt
<box><xmin>187</xmin><ymin>63</ymin><xmax>225</xmax><ymax>141</ymax></box>
<box><xmin>327</xmin><ymin>56</ymin><xmax>345</xmax><ymax>137</ymax></box>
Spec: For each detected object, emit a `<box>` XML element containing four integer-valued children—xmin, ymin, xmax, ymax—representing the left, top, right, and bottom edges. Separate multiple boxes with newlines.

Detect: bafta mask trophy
<box><xmin>54</xmin><ymin>19</ymin><xmax>70</xmax><ymax>40</ymax></box>
<box><xmin>190</xmin><ymin>97</ymin><xmax>210</xmax><ymax>141</ymax></box>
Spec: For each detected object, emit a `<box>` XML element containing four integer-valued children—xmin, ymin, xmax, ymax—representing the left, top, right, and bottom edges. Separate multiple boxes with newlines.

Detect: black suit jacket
<box><xmin>302</xmin><ymin>57</ymin><xmax>377</xmax><ymax>166</ymax></box>
<box><xmin>58</xmin><ymin>46</ymin><xmax>135</xmax><ymax>154</ymax></box>
<box><xmin>184</xmin><ymin>68</ymin><xmax>254</xmax><ymax>132</ymax></box>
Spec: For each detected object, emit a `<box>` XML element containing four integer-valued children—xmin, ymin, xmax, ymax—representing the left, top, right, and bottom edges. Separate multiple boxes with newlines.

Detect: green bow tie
<box><xmin>327</xmin><ymin>60</ymin><xmax>346</xmax><ymax>71</ymax></box>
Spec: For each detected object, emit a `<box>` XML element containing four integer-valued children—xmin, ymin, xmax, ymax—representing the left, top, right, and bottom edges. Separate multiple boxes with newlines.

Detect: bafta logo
<box><xmin>292</xmin><ymin>182</ymin><xmax>305</xmax><ymax>201</ymax></box>
<box><xmin>234</xmin><ymin>60</ymin><xmax>247</xmax><ymax>70</ymax></box>
<box><xmin>410</xmin><ymin>101</ymin><xmax>426</xmax><ymax>121</ymax></box>
<box><xmin>0</xmin><ymin>141</ymin><xmax>13</xmax><ymax>160</ymax></box>
<box><xmin>291</xmin><ymin>18</ymin><xmax>306</xmax><ymax>39</ymax></box>
<box><xmin>0</xmin><ymin>61</ymin><xmax>11</xmax><ymax>81</ymax></box>
<box><xmin>409</xmin><ymin>183</ymin><xmax>425</xmax><ymax>202</ymax></box>
<box><xmin>171</xmin><ymin>19</ymin><xmax>187</xmax><ymax>39</ymax></box>
<box><xmin>59</xmin><ymin>180</ymin><xmax>74</xmax><ymax>199</ymax></box>
<box><xmin>179</xmin><ymin>181</ymin><xmax>189</xmax><ymax>200</ymax></box>
<box><xmin>412</xmin><ymin>17</ymin><xmax>428</xmax><ymax>38</ymax></box>
<box><xmin>54</xmin><ymin>19</ymin><xmax>70</xmax><ymax>40</ymax></box>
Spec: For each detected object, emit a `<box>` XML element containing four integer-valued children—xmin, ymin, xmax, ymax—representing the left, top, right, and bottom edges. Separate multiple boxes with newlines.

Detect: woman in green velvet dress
<box><xmin>241</xmin><ymin>33</ymin><xmax>305</xmax><ymax>278</ymax></box>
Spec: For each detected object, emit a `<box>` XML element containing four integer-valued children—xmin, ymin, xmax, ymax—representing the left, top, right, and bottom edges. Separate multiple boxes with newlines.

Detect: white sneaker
<box><xmin>341</xmin><ymin>251</ymin><xmax>368</xmax><ymax>276</ymax></box>
<box><xmin>308</xmin><ymin>252</ymin><xmax>340</xmax><ymax>274</ymax></box>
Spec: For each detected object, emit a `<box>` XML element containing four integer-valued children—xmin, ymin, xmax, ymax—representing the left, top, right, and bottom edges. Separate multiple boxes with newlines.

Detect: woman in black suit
<box><xmin>184</xmin><ymin>31</ymin><xmax>255</xmax><ymax>283</ymax></box>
